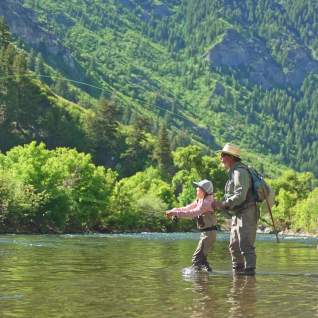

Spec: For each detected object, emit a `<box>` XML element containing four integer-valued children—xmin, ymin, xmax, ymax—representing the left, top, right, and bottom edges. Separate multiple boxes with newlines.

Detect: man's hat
<box><xmin>193</xmin><ymin>179</ymin><xmax>213</xmax><ymax>195</ymax></box>
<box><xmin>218</xmin><ymin>143</ymin><xmax>241</xmax><ymax>159</ymax></box>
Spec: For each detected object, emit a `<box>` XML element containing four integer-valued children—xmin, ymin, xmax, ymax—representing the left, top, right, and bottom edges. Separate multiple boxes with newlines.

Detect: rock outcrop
<box><xmin>0</xmin><ymin>0</ymin><xmax>82</xmax><ymax>78</ymax></box>
<box><xmin>205</xmin><ymin>29</ymin><xmax>318</xmax><ymax>89</ymax></box>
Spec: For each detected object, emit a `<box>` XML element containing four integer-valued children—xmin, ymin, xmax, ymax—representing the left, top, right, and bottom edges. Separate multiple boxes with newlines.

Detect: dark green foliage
<box><xmin>119</xmin><ymin>114</ymin><xmax>153</xmax><ymax>177</ymax></box>
<box><xmin>52</xmin><ymin>77</ymin><xmax>76</xmax><ymax>101</ymax></box>
<box><xmin>153</xmin><ymin>123</ymin><xmax>174</xmax><ymax>180</ymax></box>
<box><xmin>0</xmin><ymin>16</ymin><xmax>10</xmax><ymax>48</ymax></box>
<box><xmin>0</xmin><ymin>141</ymin><xmax>317</xmax><ymax>233</ymax></box>
<box><xmin>0</xmin><ymin>23</ymin><xmax>88</xmax><ymax>153</ymax></box>
<box><xmin>85</xmin><ymin>97</ymin><xmax>121</xmax><ymax>166</ymax></box>
<box><xmin>14</xmin><ymin>0</ymin><xmax>318</xmax><ymax>176</ymax></box>
<box><xmin>1</xmin><ymin>1</ymin><xmax>318</xmax><ymax>233</ymax></box>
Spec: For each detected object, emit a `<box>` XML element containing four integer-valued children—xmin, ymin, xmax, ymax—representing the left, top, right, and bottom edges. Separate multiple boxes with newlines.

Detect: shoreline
<box><xmin>0</xmin><ymin>229</ymin><xmax>317</xmax><ymax>239</ymax></box>
<box><xmin>256</xmin><ymin>227</ymin><xmax>318</xmax><ymax>238</ymax></box>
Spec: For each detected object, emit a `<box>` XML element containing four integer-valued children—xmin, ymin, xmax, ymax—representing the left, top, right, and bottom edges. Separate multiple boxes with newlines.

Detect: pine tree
<box><xmin>35</xmin><ymin>53</ymin><xmax>45</xmax><ymax>78</ymax></box>
<box><xmin>53</xmin><ymin>78</ymin><xmax>69</xmax><ymax>98</ymax></box>
<box><xmin>171</xmin><ymin>129</ymin><xmax>192</xmax><ymax>150</ymax></box>
<box><xmin>86</xmin><ymin>97</ymin><xmax>120</xmax><ymax>166</ymax></box>
<box><xmin>0</xmin><ymin>17</ymin><xmax>11</xmax><ymax>49</ymax></box>
<box><xmin>13</xmin><ymin>53</ymin><xmax>27</xmax><ymax>82</ymax></box>
<box><xmin>153</xmin><ymin>123</ymin><xmax>174</xmax><ymax>180</ymax></box>
<box><xmin>27</xmin><ymin>49</ymin><xmax>37</xmax><ymax>71</ymax></box>
<box><xmin>119</xmin><ymin>115</ymin><xmax>151</xmax><ymax>176</ymax></box>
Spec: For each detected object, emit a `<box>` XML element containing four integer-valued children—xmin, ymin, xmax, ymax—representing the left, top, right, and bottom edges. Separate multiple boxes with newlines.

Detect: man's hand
<box><xmin>212</xmin><ymin>200</ymin><xmax>227</xmax><ymax>210</ymax></box>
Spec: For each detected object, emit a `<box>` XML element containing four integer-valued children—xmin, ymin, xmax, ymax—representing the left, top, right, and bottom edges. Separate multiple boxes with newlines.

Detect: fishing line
<box><xmin>0</xmin><ymin>72</ymin><xmax>199</xmax><ymax>125</ymax></box>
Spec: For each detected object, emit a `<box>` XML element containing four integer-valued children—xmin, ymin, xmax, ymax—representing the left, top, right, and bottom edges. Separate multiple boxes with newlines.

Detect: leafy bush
<box><xmin>267</xmin><ymin>170</ymin><xmax>316</xmax><ymax>230</ymax></box>
<box><xmin>0</xmin><ymin>170</ymin><xmax>48</xmax><ymax>232</ymax></box>
<box><xmin>106</xmin><ymin>167</ymin><xmax>174</xmax><ymax>231</ymax></box>
<box><xmin>0</xmin><ymin>142</ymin><xmax>117</xmax><ymax>232</ymax></box>
<box><xmin>292</xmin><ymin>189</ymin><xmax>318</xmax><ymax>233</ymax></box>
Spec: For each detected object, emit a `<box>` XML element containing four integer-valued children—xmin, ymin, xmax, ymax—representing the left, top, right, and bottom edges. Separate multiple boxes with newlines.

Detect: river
<box><xmin>0</xmin><ymin>233</ymin><xmax>317</xmax><ymax>317</ymax></box>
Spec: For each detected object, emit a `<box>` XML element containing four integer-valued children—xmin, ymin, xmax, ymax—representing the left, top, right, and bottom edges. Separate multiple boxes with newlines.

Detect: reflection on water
<box><xmin>228</xmin><ymin>276</ymin><xmax>257</xmax><ymax>318</ymax></box>
<box><xmin>183</xmin><ymin>272</ymin><xmax>257</xmax><ymax>318</ymax></box>
<box><xmin>0</xmin><ymin>233</ymin><xmax>317</xmax><ymax>318</ymax></box>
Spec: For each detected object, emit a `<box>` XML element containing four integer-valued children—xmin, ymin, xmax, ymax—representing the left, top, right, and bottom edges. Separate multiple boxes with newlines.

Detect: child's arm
<box><xmin>166</xmin><ymin>199</ymin><xmax>210</xmax><ymax>218</ymax></box>
<box><xmin>165</xmin><ymin>201</ymin><xmax>197</xmax><ymax>219</ymax></box>
<box><xmin>201</xmin><ymin>195</ymin><xmax>215</xmax><ymax>214</ymax></box>
<box><xmin>169</xmin><ymin>201</ymin><xmax>197</xmax><ymax>213</ymax></box>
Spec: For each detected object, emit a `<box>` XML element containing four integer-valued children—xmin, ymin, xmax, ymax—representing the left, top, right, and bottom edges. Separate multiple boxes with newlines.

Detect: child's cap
<box><xmin>193</xmin><ymin>179</ymin><xmax>213</xmax><ymax>195</ymax></box>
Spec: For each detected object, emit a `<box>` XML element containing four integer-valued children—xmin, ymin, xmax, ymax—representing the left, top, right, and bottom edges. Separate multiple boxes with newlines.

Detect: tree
<box><xmin>119</xmin><ymin>115</ymin><xmax>151</xmax><ymax>176</ymax></box>
<box><xmin>292</xmin><ymin>188</ymin><xmax>318</xmax><ymax>233</ymax></box>
<box><xmin>172</xmin><ymin>145</ymin><xmax>204</xmax><ymax>172</ymax></box>
<box><xmin>27</xmin><ymin>49</ymin><xmax>37</xmax><ymax>71</ymax></box>
<box><xmin>0</xmin><ymin>142</ymin><xmax>117</xmax><ymax>233</ymax></box>
<box><xmin>52</xmin><ymin>77</ymin><xmax>69</xmax><ymax>98</ymax></box>
<box><xmin>0</xmin><ymin>17</ymin><xmax>11</xmax><ymax>49</ymax></box>
<box><xmin>12</xmin><ymin>53</ymin><xmax>27</xmax><ymax>82</ymax></box>
<box><xmin>153</xmin><ymin>123</ymin><xmax>174</xmax><ymax>180</ymax></box>
<box><xmin>107</xmin><ymin>167</ymin><xmax>174</xmax><ymax>231</ymax></box>
<box><xmin>170</xmin><ymin>129</ymin><xmax>192</xmax><ymax>150</ymax></box>
<box><xmin>86</xmin><ymin>97</ymin><xmax>121</xmax><ymax>166</ymax></box>
<box><xmin>34</xmin><ymin>53</ymin><xmax>45</xmax><ymax>78</ymax></box>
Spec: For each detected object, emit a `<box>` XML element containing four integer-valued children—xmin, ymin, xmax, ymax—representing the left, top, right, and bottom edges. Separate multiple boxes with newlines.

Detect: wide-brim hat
<box><xmin>217</xmin><ymin>143</ymin><xmax>241</xmax><ymax>158</ymax></box>
<box><xmin>193</xmin><ymin>179</ymin><xmax>213</xmax><ymax>195</ymax></box>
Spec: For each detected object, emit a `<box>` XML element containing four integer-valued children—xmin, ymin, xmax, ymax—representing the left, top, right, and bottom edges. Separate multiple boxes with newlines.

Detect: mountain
<box><xmin>0</xmin><ymin>20</ymin><xmax>88</xmax><ymax>153</ymax></box>
<box><xmin>1</xmin><ymin>0</ymin><xmax>318</xmax><ymax>176</ymax></box>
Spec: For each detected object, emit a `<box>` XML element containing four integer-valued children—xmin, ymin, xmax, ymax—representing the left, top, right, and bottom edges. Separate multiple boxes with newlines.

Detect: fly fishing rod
<box><xmin>265</xmin><ymin>198</ymin><xmax>280</xmax><ymax>243</ymax></box>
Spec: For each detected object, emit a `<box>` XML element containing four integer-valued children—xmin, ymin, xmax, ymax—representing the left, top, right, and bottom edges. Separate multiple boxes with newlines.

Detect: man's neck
<box><xmin>228</xmin><ymin>161</ymin><xmax>240</xmax><ymax>172</ymax></box>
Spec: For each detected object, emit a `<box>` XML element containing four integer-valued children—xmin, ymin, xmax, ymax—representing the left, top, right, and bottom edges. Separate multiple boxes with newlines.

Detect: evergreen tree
<box><xmin>0</xmin><ymin>17</ymin><xmax>11</xmax><ymax>49</ymax></box>
<box><xmin>86</xmin><ymin>97</ymin><xmax>121</xmax><ymax>166</ymax></box>
<box><xmin>35</xmin><ymin>53</ymin><xmax>45</xmax><ymax>78</ymax></box>
<box><xmin>171</xmin><ymin>129</ymin><xmax>191</xmax><ymax>150</ymax></box>
<box><xmin>153</xmin><ymin>123</ymin><xmax>174</xmax><ymax>180</ymax></box>
<box><xmin>27</xmin><ymin>49</ymin><xmax>37</xmax><ymax>71</ymax></box>
<box><xmin>119</xmin><ymin>115</ymin><xmax>151</xmax><ymax>177</ymax></box>
<box><xmin>53</xmin><ymin>78</ymin><xmax>70</xmax><ymax>99</ymax></box>
<box><xmin>12</xmin><ymin>53</ymin><xmax>27</xmax><ymax>81</ymax></box>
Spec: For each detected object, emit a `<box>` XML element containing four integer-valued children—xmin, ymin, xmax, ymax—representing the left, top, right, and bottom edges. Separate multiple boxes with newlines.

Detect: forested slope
<box><xmin>2</xmin><ymin>0</ymin><xmax>316</xmax><ymax>175</ymax></box>
<box><xmin>0</xmin><ymin>1</ymin><xmax>318</xmax><ymax>234</ymax></box>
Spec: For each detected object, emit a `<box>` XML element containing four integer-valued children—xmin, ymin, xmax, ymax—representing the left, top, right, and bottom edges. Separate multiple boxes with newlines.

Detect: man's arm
<box><xmin>224</xmin><ymin>167</ymin><xmax>250</xmax><ymax>209</ymax></box>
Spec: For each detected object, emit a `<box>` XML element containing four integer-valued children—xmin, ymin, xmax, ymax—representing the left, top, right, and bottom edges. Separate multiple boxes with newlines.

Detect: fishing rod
<box><xmin>259</xmin><ymin>215</ymin><xmax>280</xmax><ymax>240</ymax></box>
<box><xmin>257</xmin><ymin>184</ymin><xmax>280</xmax><ymax>243</ymax></box>
<box><xmin>265</xmin><ymin>198</ymin><xmax>280</xmax><ymax>243</ymax></box>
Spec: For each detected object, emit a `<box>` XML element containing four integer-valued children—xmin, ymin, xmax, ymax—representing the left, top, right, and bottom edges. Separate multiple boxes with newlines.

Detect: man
<box><xmin>213</xmin><ymin>143</ymin><xmax>259</xmax><ymax>276</ymax></box>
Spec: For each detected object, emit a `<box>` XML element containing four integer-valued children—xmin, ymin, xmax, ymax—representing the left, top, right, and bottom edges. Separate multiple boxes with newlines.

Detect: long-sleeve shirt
<box><xmin>169</xmin><ymin>195</ymin><xmax>216</xmax><ymax>229</ymax></box>
<box><xmin>224</xmin><ymin>162</ymin><xmax>254</xmax><ymax>211</ymax></box>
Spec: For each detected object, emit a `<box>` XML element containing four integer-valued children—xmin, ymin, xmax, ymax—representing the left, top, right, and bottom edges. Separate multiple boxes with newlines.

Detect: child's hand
<box><xmin>165</xmin><ymin>211</ymin><xmax>174</xmax><ymax>218</ymax></box>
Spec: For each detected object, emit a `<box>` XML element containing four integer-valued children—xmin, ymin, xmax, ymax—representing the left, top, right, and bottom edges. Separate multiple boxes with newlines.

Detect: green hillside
<box><xmin>1</xmin><ymin>0</ymin><xmax>316</xmax><ymax>175</ymax></box>
<box><xmin>0</xmin><ymin>19</ymin><xmax>87</xmax><ymax>153</ymax></box>
<box><xmin>1</xmin><ymin>1</ymin><xmax>318</xmax><ymax>234</ymax></box>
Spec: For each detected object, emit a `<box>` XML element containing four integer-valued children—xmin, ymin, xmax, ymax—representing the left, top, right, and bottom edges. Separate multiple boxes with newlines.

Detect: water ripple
<box><xmin>0</xmin><ymin>233</ymin><xmax>317</xmax><ymax>318</ymax></box>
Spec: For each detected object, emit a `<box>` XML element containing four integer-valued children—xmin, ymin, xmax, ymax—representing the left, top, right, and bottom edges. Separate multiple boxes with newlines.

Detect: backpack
<box><xmin>241</xmin><ymin>164</ymin><xmax>272</xmax><ymax>203</ymax></box>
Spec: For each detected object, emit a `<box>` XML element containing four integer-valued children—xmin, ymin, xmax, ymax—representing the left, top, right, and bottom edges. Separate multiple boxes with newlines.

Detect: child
<box><xmin>165</xmin><ymin>179</ymin><xmax>217</xmax><ymax>272</ymax></box>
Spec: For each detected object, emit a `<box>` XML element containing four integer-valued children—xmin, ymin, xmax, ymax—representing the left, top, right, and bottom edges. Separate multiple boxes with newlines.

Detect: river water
<box><xmin>0</xmin><ymin>233</ymin><xmax>317</xmax><ymax>318</ymax></box>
